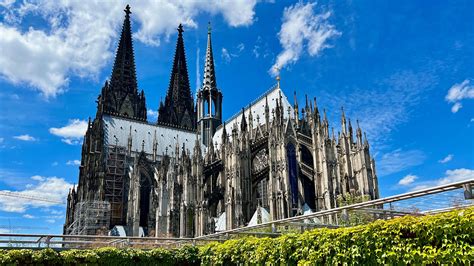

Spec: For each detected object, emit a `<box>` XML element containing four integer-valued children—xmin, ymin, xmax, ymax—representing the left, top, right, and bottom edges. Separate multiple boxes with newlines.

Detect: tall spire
<box><xmin>158</xmin><ymin>24</ymin><xmax>196</xmax><ymax>129</ymax></box>
<box><xmin>110</xmin><ymin>4</ymin><xmax>137</xmax><ymax>94</ymax></box>
<box><xmin>96</xmin><ymin>5</ymin><xmax>146</xmax><ymax>120</ymax></box>
<box><xmin>202</xmin><ymin>22</ymin><xmax>217</xmax><ymax>89</ymax></box>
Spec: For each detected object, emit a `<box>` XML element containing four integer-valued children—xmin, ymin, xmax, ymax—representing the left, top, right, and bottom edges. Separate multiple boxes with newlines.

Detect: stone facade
<box><xmin>64</xmin><ymin>5</ymin><xmax>379</xmax><ymax>237</ymax></box>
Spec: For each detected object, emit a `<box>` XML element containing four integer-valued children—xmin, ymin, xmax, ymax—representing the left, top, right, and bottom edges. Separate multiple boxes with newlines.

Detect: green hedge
<box><xmin>1</xmin><ymin>207</ymin><xmax>473</xmax><ymax>265</ymax></box>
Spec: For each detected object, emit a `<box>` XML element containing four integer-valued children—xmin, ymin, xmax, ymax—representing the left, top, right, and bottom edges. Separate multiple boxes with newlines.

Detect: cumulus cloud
<box><xmin>439</xmin><ymin>154</ymin><xmax>453</xmax><ymax>164</ymax></box>
<box><xmin>411</xmin><ymin>168</ymin><xmax>474</xmax><ymax>191</ymax></box>
<box><xmin>270</xmin><ymin>2</ymin><xmax>340</xmax><ymax>76</ymax></box>
<box><xmin>445</xmin><ymin>79</ymin><xmax>474</xmax><ymax>113</ymax></box>
<box><xmin>0</xmin><ymin>176</ymin><xmax>71</xmax><ymax>213</ymax></box>
<box><xmin>0</xmin><ymin>1</ymin><xmax>259</xmax><ymax>97</ymax></box>
<box><xmin>398</xmin><ymin>174</ymin><xmax>417</xmax><ymax>186</ymax></box>
<box><xmin>66</xmin><ymin>160</ymin><xmax>81</xmax><ymax>166</ymax></box>
<box><xmin>49</xmin><ymin>119</ymin><xmax>88</xmax><ymax>145</ymax></box>
<box><xmin>13</xmin><ymin>134</ymin><xmax>37</xmax><ymax>141</ymax></box>
<box><xmin>133</xmin><ymin>1</ymin><xmax>257</xmax><ymax>45</ymax></box>
<box><xmin>378</xmin><ymin>149</ymin><xmax>426</xmax><ymax>177</ymax></box>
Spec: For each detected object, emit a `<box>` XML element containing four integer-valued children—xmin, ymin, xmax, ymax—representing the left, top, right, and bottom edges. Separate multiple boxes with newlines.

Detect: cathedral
<box><xmin>64</xmin><ymin>5</ymin><xmax>379</xmax><ymax>237</ymax></box>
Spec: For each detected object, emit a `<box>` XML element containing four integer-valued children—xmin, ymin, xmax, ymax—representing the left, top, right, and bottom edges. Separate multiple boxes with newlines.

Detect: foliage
<box><xmin>337</xmin><ymin>192</ymin><xmax>375</xmax><ymax>226</ymax></box>
<box><xmin>0</xmin><ymin>207</ymin><xmax>472</xmax><ymax>265</ymax></box>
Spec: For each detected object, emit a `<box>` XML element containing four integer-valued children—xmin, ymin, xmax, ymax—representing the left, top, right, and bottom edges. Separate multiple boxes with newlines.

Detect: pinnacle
<box><xmin>202</xmin><ymin>22</ymin><xmax>217</xmax><ymax>89</ymax></box>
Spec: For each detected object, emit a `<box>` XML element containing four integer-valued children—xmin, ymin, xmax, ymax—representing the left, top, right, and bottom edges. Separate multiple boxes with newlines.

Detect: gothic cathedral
<box><xmin>64</xmin><ymin>5</ymin><xmax>379</xmax><ymax>237</ymax></box>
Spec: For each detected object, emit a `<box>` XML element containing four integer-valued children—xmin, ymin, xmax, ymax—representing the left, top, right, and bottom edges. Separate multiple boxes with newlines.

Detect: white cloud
<box><xmin>66</xmin><ymin>160</ymin><xmax>81</xmax><ymax>166</ymax></box>
<box><xmin>46</xmin><ymin>219</ymin><xmax>55</xmax><ymax>224</ymax></box>
<box><xmin>0</xmin><ymin>137</ymin><xmax>4</xmax><ymax>143</ymax></box>
<box><xmin>398</xmin><ymin>174</ymin><xmax>417</xmax><ymax>186</ymax></box>
<box><xmin>0</xmin><ymin>176</ymin><xmax>71</xmax><ymax>213</ymax></box>
<box><xmin>237</xmin><ymin>43</ymin><xmax>245</xmax><ymax>52</ymax></box>
<box><xmin>451</xmin><ymin>102</ymin><xmax>462</xmax><ymax>113</ymax></box>
<box><xmin>13</xmin><ymin>134</ymin><xmax>36</xmax><ymax>141</ymax></box>
<box><xmin>378</xmin><ymin>149</ymin><xmax>426</xmax><ymax>177</ymax></box>
<box><xmin>321</xmin><ymin>71</ymin><xmax>437</xmax><ymax>150</ymax></box>
<box><xmin>49</xmin><ymin>119</ymin><xmax>87</xmax><ymax>145</ymax></box>
<box><xmin>270</xmin><ymin>2</ymin><xmax>340</xmax><ymax>76</ymax></box>
<box><xmin>147</xmin><ymin>109</ymin><xmax>158</xmax><ymax>120</ymax></box>
<box><xmin>51</xmin><ymin>161</ymin><xmax>59</xmax><ymax>167</ymax></box>
<box><xmin>0</xmin><ymin>1</ymin><xmax>259</xmax><ymax>97</ymax></box>
<box><xmin>438</xmin><ymin>154</ymin><xmax>453</xmax><ymax>164</ymax></box>
<box><xmin>31</xmin><ymin>175</ymin><xmax>45</xmax><ymax>182</ymax></box>
<box><xmin>221</xmin><ymin>43</ymin><xmax>246</xmax><ymax>63</ymax></box>
<box><xmin>253</xmin><ymin>45</ymin><xmax>260</xmax><ymax>58</ymax></box>
<box><xmin>222</xmin><ymin>48</ymin><xmax>231</xmax><ymax>63</ymax></box>
<box><xmin>445</xmin><ymin>79</ymin><xmax>474</xmax><ymax>113</ymax></box>
<box><xmin>411</xmin><ymin>168</ymin><xmax>474</xmax><ymax>191</ymax></box>
<box><xmin>133</xmin><ymin>1</ymin><xmax>257</xmax><ymax>45</ymax></box>
<box><xmin>22</xmin><ymin>214</ymin><xmax>35</xmax><ymax>219</ymax></box>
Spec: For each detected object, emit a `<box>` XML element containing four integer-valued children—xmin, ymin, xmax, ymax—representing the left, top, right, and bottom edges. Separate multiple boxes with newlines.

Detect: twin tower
<box><xmin>97</xmin><ymin>5</ymin><xmax>222</xmax><ymax>146</ymax></box>
<box><xmin>65</xmin><ymin>5</ymin><xmax>379</xmax><ymax>237</ymax></box>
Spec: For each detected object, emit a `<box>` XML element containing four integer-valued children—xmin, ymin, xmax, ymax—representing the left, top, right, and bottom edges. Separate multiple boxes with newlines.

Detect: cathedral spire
<box><xmin>97</xmin><ymin>5</ymin><xmax>146</xmax><ymax>120</ymax></box>
<box><xmin>110</xmin><ymin>4</ymin><xmax>137</xmax><ymax>94</ymax></box>
<box><xmin>158</xmin><ymin>24</ymin><xmax>196</xmax><ymax>129</ymax></box>
<box><xmin>202</xmin><ymin>22</ymin><xmax>217</xmax><ymax>89</ymax></box>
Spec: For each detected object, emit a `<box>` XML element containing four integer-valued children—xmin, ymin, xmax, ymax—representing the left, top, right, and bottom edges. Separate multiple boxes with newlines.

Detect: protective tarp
<box><xmin>109</xmin><ymin>225</ymin><xmax>127</xmax><ymax>236</ymax></box>
<box><xmin>247</xmin><ymin>206</ymin><xmax>271</xmax><ymax>226</ymax></box>
<box><xmin>215</xmin><ymin>212</ymin><xmax>226</xmax><ymax>232</ymax></box>
<box><xmin>302</xmin><ymin>203</ymin><xmax>321</xmax><ymax>224</ymax></box>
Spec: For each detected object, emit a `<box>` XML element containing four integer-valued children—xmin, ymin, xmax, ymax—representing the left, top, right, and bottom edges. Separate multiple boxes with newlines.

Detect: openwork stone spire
<box><xmin>202</xmin><ymin>22</ymin><xmax>217</xmax><ymax>89</ymax></box>
<box><xmin>110</xmin><ymin>4</ymin><xmax>137</xmax><ymax>94</ymax></box>
<box><xmin>97</xmin><ymin>5</ymin><xmax>146</xmax><ymax>120</ymax></box>
<box><xmin>158</xmin><ymin>24</ymin><xmax>196</xmax><ymax>130</ymax></box>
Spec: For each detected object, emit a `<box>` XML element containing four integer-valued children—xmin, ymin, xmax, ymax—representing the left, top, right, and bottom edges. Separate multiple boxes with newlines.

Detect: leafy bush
<box><xmin>0</xmin><ymin>207</ymin><xmax>472</xmax><ymax>265</ymax></box>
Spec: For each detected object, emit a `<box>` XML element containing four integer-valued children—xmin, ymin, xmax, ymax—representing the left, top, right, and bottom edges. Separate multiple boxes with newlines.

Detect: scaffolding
<box><xmin>105</xmin><ymin>145</ymin><xmax>127</xmax><ymax>226</ymax></box>
<box><xmin>66</xmin><ymin>201</ymin><xmax>111</xmax><ymax>235</ymax></box>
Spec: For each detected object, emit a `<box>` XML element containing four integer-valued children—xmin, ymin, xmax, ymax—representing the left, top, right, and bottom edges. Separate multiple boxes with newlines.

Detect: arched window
<box><xmin>139</xmin><ymin>171</ymin><xmax>152</xmax><ymax>228</ymax></box>
<box><xmin>203</xmin><ymin>99</ymin><xmax>209</xmax><ymax>116</ymax></box>
<box><xmin>300</xmin><ymin>145</ymin><xmax>313</xmax><ymax>166</ymax></box>
<box><xmin>286</xmin><ymin>143</ymin><xmax>298</xmax><ymax>206</ymax></box>
<box><xmin>211</xmin><ymin>99</ymin><xmax>216</xmax><ymax>116</ymax></box>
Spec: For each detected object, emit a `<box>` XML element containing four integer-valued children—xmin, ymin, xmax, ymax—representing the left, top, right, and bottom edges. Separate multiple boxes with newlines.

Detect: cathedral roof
<box><xmin>212</xmin><ymin>84</ymin><xmax>293</xmax><ymax>146</ymax></box>
<box><xmin>103</xmin><ymin>115</ymin><xmax>203</xmax><ymax>158</ymax></box>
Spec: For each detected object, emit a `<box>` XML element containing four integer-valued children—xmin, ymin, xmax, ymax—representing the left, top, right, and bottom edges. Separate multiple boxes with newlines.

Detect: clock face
<box><xmin>252</xmin><ymin>148</ymin><xmax>268</xmax><ymax>173</ymax></box>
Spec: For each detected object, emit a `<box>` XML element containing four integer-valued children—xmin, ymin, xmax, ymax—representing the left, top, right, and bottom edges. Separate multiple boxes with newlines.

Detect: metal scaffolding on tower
<box><xmin>104</xmin><ymin>140</ymin><xmax>127</xmax><ymax>227</ymax></box>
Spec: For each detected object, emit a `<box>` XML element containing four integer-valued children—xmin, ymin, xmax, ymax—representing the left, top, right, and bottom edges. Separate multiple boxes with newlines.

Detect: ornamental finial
<box><xmin>124</xmin><ymin>4</ymin><xmax>131</xmax><ymax>16</ymax></box>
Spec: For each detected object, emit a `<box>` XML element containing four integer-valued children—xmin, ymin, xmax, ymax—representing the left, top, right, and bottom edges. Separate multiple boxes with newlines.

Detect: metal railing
<box><xmin>1</xmin><ymin>179</ymin><xmax>472</xmax><ymax>249</ymax></box>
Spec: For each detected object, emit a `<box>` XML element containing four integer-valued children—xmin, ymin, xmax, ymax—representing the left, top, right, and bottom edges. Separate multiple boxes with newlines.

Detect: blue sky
<box><xmin>0</xmin><ymin>0</ymin><xmax>473</xmax><ymax>234</ymax></box>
